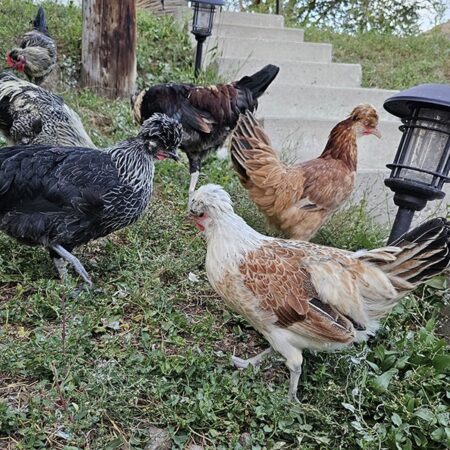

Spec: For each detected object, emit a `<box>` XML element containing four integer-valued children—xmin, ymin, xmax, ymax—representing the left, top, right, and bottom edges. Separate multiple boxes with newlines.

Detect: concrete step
<box><xmin>217</xmin><ymin>57</ymin><xmax>361</xmax><ymax>87</ymax></box>
<box><xmin>260</xmin><ymin>117</ymin><xmax>400</xmax><ymax>170</ymax></box>
<box><xmin>350</xmin><ymin>169</ymin><xmax>449</xmax><ymax>225</ymax></box>
<box><xmin>174</xmin><ymin>7</ymin><xmax>284</xmax><ymax>29</ymax></box>
<box><xmin>258</xmin><ymin>85</ymin><xmax>399</xmax><ymax>121</ymax></box>
<box><xmin>212</xmin><ymin>24</ymin><xmax>304</xmax><ymax>42</ymax></box>
<box><xmin>214</xmin><ymin>10</ymin><xmax>285</xmax><ymax>28</ymax></box>
<box><xmin>206</xmin><ymin>37</ymin><xmax>332</xmax><ymax>63</ymax></box>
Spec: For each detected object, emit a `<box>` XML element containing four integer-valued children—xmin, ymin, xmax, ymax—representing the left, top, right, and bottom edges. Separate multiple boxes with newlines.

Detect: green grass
<box><xmin>300</xmin><ymin>27</ymin><xmax>450</xmax><ymax>90</ymax></box>
<box><xmin>1</xmin><ymin>158</ymin><xmax>449</xmax><ymax>449</ymax></box>
<box><xmin>0</xmin><ymin>1</ymin><xmax>449</xmax><ymax>449</ymax></box>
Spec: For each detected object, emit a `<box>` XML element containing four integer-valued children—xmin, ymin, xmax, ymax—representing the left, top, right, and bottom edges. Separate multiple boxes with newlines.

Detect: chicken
<box><xmin>0</xmin><ymin>71</ymin><xmax>94</xmax><ymax>148</ymax></box>
<box><xmin>0</xmin><ymin>113</ymin><xmax>182</xmax><ymax>286</ymax></box>
<box><xmin>131</xmin><ymin>64</ymin><xmax>280</xmax><ymax>194</ymax></box>
<box><xmin>189</xmin><ymin>184</ymin><xmax>450</xmax><ymax>401</ymax></box>
<box><xmin>6</xmin><ymin>6</ymin><xmax>57</xmax><ymax>85</ymax></box>
<box><xmin>230</xmin><ymin>106</ymin><xmax>381</xmax><ymax>241</ymax></box>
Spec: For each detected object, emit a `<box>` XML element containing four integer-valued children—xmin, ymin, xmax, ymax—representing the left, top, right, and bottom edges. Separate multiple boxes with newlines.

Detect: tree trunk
<box><xmin>81</xmin><ymin>0</ymin><xmax>136</xmax><ymax>100</ymax></box>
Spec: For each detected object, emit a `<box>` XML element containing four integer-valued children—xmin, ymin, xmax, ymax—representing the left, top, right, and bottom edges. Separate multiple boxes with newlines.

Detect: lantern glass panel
<box><xmin>192</xmin><ymin>3</ymin><xmax>214</xmax><ymax>35</ymax></box>
<box><xmin>197</xmin><ymin>8</ymin><xmax>211</xmax><ymax>30</ymax></box>
<box><xmin>399</xmin><ymin>108</ymin><xmax>450</xmax><ymax>185</ymax></box>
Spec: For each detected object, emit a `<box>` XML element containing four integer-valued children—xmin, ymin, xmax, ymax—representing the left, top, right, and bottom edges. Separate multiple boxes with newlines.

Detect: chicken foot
<box><xmin>231</xmin><ymin>347</ymin><xmax>273</xmax><ymax>369</ymax></box>
<box><xmin>50</xmin><ymin>245</ymin><xmax>93</xmax><ymax>287</ymax></box>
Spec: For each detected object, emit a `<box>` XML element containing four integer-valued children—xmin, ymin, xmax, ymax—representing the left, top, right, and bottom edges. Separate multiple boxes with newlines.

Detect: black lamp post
<box><xmin>384</xmin><ymin>84</ymin><xmax>450</xmax><ymax>244</ymax></box>
<box><xmin>190</xmin><ymin>0</ymin><xmax>224</xmax><ymax>79</ymax></box>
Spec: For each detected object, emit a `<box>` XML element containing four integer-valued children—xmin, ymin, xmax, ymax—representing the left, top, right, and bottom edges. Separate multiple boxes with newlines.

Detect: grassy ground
<box><xmin>0</xmin><ymin>1</ymin><xmax>449</xmax><ymax>449</ymax></box>
<box><xmin>300</xmin><ymin>27</ymin><xmax>450</xmax><ymax>90</ymax></box>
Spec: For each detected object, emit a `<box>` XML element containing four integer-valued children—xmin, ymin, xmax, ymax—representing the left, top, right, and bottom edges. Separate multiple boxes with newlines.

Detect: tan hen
<box><xmin>189</xmin><ymin>184</ymin><xmax>450</xmax><ymax>402</ymax></box>
<box><xmin>230</xmin><ymin>106</ymin><xmax>381</xmax><ymax>240</ymax></box>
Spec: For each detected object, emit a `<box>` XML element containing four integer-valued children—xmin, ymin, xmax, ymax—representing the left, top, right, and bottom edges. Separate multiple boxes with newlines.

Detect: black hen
<box><xmin>0</xmin><ymin>114</ymin><xmax>182</xmax><ymax>286</ymax></box>
<box><xmin>6</xmin><ymin>6</ymin><xmax>57</xmax><ymax>85</ymax></box>
<box><xmin>132</xmin><ymin>64</ymin><xmax>280</xmax><ymax>193</ymax></box>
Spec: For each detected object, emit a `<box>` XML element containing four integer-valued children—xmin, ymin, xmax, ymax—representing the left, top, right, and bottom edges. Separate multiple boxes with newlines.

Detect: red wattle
<box><xmin>195</xmin><ymin>222</ymin><xmax>205</xmax><ymax>232</ymax></box>
<box><xmin>5</xmin><ymin>54</ymin><xmax>14</xmax><ymax>68</ymax></box>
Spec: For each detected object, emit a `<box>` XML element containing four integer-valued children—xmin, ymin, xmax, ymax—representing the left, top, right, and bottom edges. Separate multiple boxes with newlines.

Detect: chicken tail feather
<box><xmin>230</xmin><ymin>112</ymin><xmax>301</xmax><ymax>220</ymax></box>
<box><xmin>33</xmin><ymin>6</ymin><xmax>48</xmax><ymax>35</ymax></box>
<box><xmin>230</xmin><ymin>111</ymin><xmax>278</xmax><ymax>185</ymax></box>
<box><xmin>356</xmin><ymin>218</ymin><xmax>450</xmax><ymax>321</ymax></box>
<box><xmin>235</xmin><ymin>64</ymin><xmax>279</xmax><ymax>99</ymax></box>
<box><xmin>385</xmin><ymin>217</ymin><xmax>450</xmax><ymax>288</ymax></box>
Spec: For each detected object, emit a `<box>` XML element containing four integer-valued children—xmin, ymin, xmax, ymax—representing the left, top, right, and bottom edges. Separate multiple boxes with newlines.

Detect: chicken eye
<box><xmin>198</xmin><ymin>212</ymin><xmax>205</xmax><ymax>218</ymax></box>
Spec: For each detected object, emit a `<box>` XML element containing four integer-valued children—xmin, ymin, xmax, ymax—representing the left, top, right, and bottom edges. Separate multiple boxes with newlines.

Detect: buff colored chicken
<box><xmin>230</xmin><ymin>106</ymin><xmax>381</xmax><ymax>241</ymax></box>
<box><xmin>189</xmin><ymin>184</ymin><xmax>450</xmax><ymax>402</ymax></box>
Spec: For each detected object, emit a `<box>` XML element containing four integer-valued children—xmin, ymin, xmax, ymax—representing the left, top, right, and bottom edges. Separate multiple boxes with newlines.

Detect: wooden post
<box><xmin>81</xmin><ymin>0</ymin><xmax>137</xmax><ymax>100</ymax></box>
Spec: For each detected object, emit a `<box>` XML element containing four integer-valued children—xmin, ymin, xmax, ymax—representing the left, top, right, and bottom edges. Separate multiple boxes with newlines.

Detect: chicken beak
<box><xmin>371</xmin><ymin>126</ymin><xmax>382</xmax><ymax>139</ymax></box>
<box><xmin>166</xmin><ymin>149</ymin><xmax>179</xmax><ymax>162</ymax></box>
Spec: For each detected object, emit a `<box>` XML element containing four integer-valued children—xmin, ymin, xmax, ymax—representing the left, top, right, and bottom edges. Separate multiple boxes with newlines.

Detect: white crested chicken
<box><xmin>0</xmin><ymin>71</ymin><xmax>94</xmax><ymax>148</ymax></box>
<box><xmin>131</xmin><ymin>64</ymin><xmax>280</xmax><ymax>194</ymax></box>
<box><xmin>230</xmin><ymin>106</ymin><xmax>381</xmax><ymax>241</ymax></box>
<box><xmin>6</xmin><ymin>6</ymin><xmax>57</xmax><ymax>85</ymax></box>
<box><xmin>189</xmin><ymin>184</ymin><xmax>450</xmax><ymax>402</ymax></box>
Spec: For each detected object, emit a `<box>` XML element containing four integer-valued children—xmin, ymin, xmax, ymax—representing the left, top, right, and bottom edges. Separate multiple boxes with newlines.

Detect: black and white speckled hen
<box><xmin>6</xmin><ymin>6</ymin><xmax>57</xmax><ymax>85</ymax></box>
<box><xmin>0</xmin><ymin>71</ymin><xmax>94</xmax><ymax>148</ymax></box>
<box><xmin>131</xmin><ymin>64</ymin><xmax>280</xmax><ymax>193</ymax></box>
<box><xmin>0</xmin><ymin>113</ymin><xmax>182</xmax><ymax>286</ymax></box>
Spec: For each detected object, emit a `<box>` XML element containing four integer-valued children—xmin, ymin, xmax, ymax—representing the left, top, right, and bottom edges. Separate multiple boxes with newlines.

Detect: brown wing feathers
<box><xmin>188</xmin><ymin>85</ymin><xmax>238</xmax><ymax>127</ymax></box>
<box><xmin>240</xmin><ymin>242</ymin><xmax>356</xmax><ymax>343</ymax></box>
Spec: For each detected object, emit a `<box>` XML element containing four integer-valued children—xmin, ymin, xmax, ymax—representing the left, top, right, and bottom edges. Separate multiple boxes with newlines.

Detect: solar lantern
<box><xmin>384</xmin><ymin>84</ymin><xmax>450</xmax><ymax>244</ymax></box>
<box><xmin>190</xmin><ymin>0</ymin><xmax>224</xmax><ymax>78</ymax></box>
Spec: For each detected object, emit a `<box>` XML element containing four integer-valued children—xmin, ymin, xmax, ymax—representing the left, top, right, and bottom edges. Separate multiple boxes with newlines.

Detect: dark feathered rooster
<box><xmin>6</xmin><ymin>6</ymin><xmax>57</xmax><ymax>85</ymax></box>
<box><xmin>0</xmin><ymin>71</ymin><xmax>94</xmax><ymax>148</ymax></box>
<box><xmin>0</xmin><ymin>114</ymin><xmax>182</xmax><ymax>286</ymax></box>
<box><xmin>131</xmin><ymin>64</ymin><xmax>280</xmax><ymax>193</ymax></box>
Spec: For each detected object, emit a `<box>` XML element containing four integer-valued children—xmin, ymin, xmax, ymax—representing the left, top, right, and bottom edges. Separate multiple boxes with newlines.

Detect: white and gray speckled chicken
<box><xmin>6</xmin><ymin>6</ymin><xmax>57</xmax><ymax>85</ymax></box>
<box><xmin>0</xmin><ymin>71</ymin><xmax>94</xmax><ymax>148</ymax></box>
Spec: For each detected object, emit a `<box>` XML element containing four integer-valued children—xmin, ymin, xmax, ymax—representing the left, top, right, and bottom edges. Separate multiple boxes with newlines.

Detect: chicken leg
<box><xmin>231</xmin><ymin>347</ymin><xmax>273</xmax><ymax>369</ymax></box>
<box><xmin>188</xmin><ymin>170</ymin><xmax>200</xmax><ymax>195</ymax></box>
<box><xmin>286</xmin><ymin>352</ymin><xmax>303</xmax><ymax>403</ymax></box>
<box><xmin>50</xmin><ymin>245</ymin><xmax>92</xmax><ymax>287</ymax></box>
<box><xmin>53</xmin><ymin>257</ymin><xmax>68</xmax><ymax>280</ymax></box>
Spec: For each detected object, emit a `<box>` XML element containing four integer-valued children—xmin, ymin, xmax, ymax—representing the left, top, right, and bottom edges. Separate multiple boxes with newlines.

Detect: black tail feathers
<box><xmin>236</xmin><ymin>64</ymin><xmax>280</xmax><ymax>99</ymax></box>
<box><xmin>33</xmin><ymin>6</ymin><xmax>48</xmax><ymax>34</ymax></box>
<box><xmin>392</xmin><ymin>217</ymin><xmax>450</xmax><ymax>284</ymax></box>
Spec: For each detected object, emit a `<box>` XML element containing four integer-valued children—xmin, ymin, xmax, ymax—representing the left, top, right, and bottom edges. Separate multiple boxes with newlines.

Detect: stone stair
<box><xmin>176</xmin><ymin>8</ymin><xmax>448</xmax><ymax>225</ymax></box>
